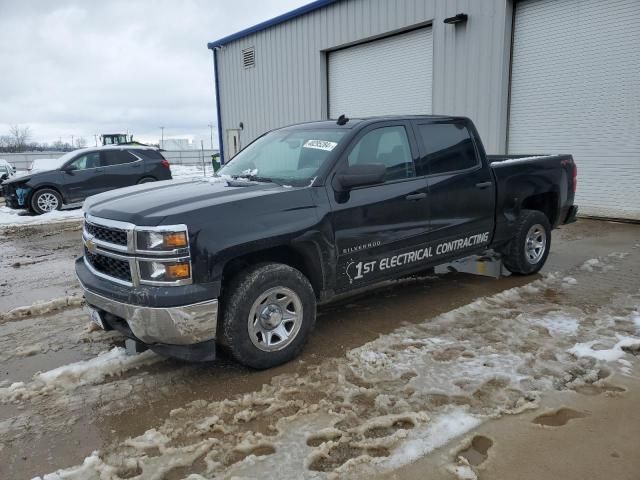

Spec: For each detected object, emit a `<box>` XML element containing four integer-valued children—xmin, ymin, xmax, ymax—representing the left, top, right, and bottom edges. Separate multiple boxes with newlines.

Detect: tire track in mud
<box><xmin>20</xmin><ymin>248</ymin><xmax>640</xmax><ymax>480</ymax></box>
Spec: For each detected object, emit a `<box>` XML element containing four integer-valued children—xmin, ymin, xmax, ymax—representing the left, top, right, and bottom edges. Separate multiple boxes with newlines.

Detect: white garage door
<box><xmin>509</xmin><ymin>0</ymin><xmax>640</xmax><ymax>220</ymax></box>
<box><xmin>328</xmin><ymin>28</ymin><xmax>433</xmax><ymax>119</ymax></box>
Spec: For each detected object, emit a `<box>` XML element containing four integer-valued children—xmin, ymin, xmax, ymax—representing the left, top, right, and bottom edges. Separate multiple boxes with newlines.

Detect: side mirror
<box><xmin>63</xmin><ymin>165</ymin><xmax>76</xmax><ymax>173</ymax></box>
<box><xmin>336</xmin><ymin>164</ymin><xmax>386</xmax><ymax>190</ymax></box>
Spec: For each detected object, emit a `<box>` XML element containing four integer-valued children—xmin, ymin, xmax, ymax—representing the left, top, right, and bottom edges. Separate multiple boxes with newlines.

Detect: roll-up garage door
<box><xmin>508</xmin><ymin>0</ymin><xmax>640</xmax><ymax>220</ymax></box>
<box><xmin>328</xmin><ymin>27</ymin><xmax>433</xmax><ymax>119</ymax></box>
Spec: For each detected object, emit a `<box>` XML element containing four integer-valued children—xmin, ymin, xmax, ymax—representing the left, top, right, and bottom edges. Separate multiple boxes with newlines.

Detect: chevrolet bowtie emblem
<box><xmin>85</xmin><ymin>235</ymin><xmax>97</xmax><ymax>254</ymax></box>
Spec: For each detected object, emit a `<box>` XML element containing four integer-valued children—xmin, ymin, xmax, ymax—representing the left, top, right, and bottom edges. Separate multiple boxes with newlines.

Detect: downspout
<box><xmin>212</xmin><ymin>46</ymin><xmax>225</xmax><ymax>164</ymax></box>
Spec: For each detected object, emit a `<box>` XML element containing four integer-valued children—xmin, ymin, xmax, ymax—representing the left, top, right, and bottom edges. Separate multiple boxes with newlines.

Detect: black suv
<box><xmin>2</xmin><ymin>147</ymin><xmax>172</xmax><ymax>214</ymax></box>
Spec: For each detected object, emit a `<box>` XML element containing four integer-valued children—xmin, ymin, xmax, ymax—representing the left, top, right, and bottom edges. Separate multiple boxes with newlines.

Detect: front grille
<box><xmin>85</xmin><ymin>222</ymin><xmax>128</xmax><ymax>246</ymax></box>
<box><xmin>85</xmin><ymin>247</ymin><xmax>132</xmax><ymax>282</ymax></box>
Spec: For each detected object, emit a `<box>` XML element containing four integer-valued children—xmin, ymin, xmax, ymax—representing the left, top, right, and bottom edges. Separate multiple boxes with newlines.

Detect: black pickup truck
<box><xmin>76</xmin><ymin>116</ymin><xmax>577</xmax><ymax>368</ymax></box>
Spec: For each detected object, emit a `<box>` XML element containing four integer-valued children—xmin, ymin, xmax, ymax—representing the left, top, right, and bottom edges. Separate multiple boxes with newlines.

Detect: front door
<box><xmin>61</xmin><ymin>151</ymin><xmax>103</xmax><ymax>203</ymax></box>
<box><xmin>412</xmin><ymin>119</ymin><xmax>495</xmax><ymax>255</ymax></box>
<box><xmin>327</xmin><ymin>122</ymin><xmax>430</xmax><ymax>292</ymax></box>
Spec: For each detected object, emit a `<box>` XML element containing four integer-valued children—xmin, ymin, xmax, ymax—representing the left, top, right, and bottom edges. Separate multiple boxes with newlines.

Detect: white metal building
<box><xmin>208</xmin><ymin>0</ymin><xmax>640</xmax><ymax>220</ymax></box>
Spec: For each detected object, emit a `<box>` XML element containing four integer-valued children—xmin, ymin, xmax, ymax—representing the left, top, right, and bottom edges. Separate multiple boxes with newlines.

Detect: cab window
<box><xmin>68</xmin><ymin>152</ymin><xmax>100</xmax><ymax>170</ymax></box>
<box><xmin>415</xmin><ymin>122</ymin><xmax>478</xmax><ymax>176</ymax></box>
<box><xmin>347</xmin><ymin>126</ymin><xmax>414</xmax><ymax>182</ymax></box>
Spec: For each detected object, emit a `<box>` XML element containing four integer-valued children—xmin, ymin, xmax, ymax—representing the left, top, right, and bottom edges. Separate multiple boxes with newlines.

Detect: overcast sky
<box><xmin>0</xmin><ymin>0</ymin><xmax>309</xmax><ymax>148</ymax></box>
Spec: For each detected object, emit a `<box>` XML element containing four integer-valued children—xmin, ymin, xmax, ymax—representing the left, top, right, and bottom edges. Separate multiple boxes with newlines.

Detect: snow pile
<box><xmin>0</xmin><ymin>294</ymin><xmax>84</xmax><ymax>323</ymax></box>
<box><xmin>569</xmin><ymin>335</ymin><xmax>640</xmax><ymax>362</ymax></box>
<box><xmin>0</xmin><ymin>347</ymin><xmax>161</xmax><ymax>403</ymax></box>
<box><xmin>580</xmin><ymin>257</ymin><xmax>614</xmax><ymax>272</ymax></box>
<box><xmin>0</xmin><ymin>206</ymin><xmax>83</xmax><ymax>227</ymax></box>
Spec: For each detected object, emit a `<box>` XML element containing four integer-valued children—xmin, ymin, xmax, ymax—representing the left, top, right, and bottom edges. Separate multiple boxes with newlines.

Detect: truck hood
<box><xmin>85</xmin><ymin>177</ymin><xmax>313</xmax><ymax>226</ymax></box>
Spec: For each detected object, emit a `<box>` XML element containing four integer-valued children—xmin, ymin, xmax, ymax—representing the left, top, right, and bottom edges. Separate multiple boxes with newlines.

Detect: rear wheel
<box><xmin>501</xmin><ymin>209</ymin><xmax>551</xmax><ymax>275</ymax></box>
<box><xmin>221</xmin><ymin>263</ymin><xmax>316</xmax><ymax>369</ymax></box>
<box><xmin>31</xmin><ymin>188</ymin><xmax>62</xmax><ymax>215</ymax></box>
<box><xmin>137</xmin><ymin>176</ymin><xmax>156</xmax><ymax>184</ymax></box>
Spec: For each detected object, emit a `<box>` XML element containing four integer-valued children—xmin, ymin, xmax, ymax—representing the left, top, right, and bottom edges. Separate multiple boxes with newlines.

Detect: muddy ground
<box><xmin>0</xmin><ymin>218</ymin><xmax>639</xmax><ymax>479</ymax></box>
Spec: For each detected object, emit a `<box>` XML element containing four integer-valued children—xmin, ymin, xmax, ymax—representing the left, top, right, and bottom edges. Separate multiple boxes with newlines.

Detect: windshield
<box><xmin>30</xmin><ymin>157</ymin><xmax>68</xmax><ymax>172</ymax></box>
<box><xmin>218</xmin><ymin>128</ymin><xmax>346</xmax><ymax>186</ymax></box>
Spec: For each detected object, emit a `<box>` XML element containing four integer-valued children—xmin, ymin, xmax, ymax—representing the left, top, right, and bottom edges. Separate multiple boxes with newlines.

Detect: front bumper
<box><xmin>76</xmin><ymin>258</ymin><xmax>219</xmax><ymax>346</ymax></box>
<box><xmin>80</xmin><ymin>283</ymin><xmax>219</xmax><ymax>345</ymax></box>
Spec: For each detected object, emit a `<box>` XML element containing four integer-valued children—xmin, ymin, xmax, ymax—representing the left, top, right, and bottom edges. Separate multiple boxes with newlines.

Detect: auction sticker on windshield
<box><xmin>303</xmin><ymin>140</ymin><xmax>338</xmax><ymax>151</ymax></box>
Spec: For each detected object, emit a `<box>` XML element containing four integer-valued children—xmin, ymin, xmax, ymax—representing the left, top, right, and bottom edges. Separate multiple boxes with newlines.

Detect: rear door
<box><xmin>412</xmin><ymin>119</ymin><xmax>495</xmax><ymax>255</ymax></box>
<box><xmin>327</xmin><ymin>121</ymin><xmax>431</xmax><ymax>291</ymax></box>
<box><xmin>61</xmin><ymin>151</ymin><xmax>103</xmax><ymax>202</ymax></box>
<box><xmin>99</xmin><ymin>149</ymin><xmax>143</xmax><ymax>192</ymax></box>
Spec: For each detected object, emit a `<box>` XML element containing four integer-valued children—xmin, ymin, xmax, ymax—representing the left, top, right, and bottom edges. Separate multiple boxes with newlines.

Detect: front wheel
<box><xmin>31</xmin><ymin>188</ymin><xmax>62</xmax><ymax>215</ymax></box>
<box><xmin>221</xmin><ymin>263</ymin><xmax>316</xmax><ymax>369</ymax></box>
<box><xmin>501</xmin><ymin>209</ymin><xmax>551</xmax><ymax>275</ymax></box>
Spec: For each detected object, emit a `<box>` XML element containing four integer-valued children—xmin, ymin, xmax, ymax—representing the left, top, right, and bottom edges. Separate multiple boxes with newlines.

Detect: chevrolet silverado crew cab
<box><xmin>76</xmin><ymin>116</ymin><xmax>578</xmax><ymax>368</ymax></box>
<box><xmin>2</xmin><ymin>146</ymin><xmax>172</xmax><ymax>214</ymax></box>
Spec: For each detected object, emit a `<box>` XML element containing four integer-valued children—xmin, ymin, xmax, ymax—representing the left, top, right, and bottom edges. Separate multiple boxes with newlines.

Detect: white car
<box><xmin>0</xmin><ymin>159</ymin><xmax>16</xmax><ymax>182</ymax></box>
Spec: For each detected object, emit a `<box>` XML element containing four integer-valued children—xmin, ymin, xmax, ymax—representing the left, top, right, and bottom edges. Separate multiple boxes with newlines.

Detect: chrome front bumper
<box><xmin>79</xmin><ymin>282</ymin><xmax>218</xmax><ymax>345</ymax></box>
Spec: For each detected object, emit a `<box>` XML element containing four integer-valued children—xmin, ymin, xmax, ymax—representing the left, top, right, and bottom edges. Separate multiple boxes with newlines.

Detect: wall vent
<box><xmin>242</xmin><ymin>47</ymin><xmax>255</xmax><ymax>69</ymax></box>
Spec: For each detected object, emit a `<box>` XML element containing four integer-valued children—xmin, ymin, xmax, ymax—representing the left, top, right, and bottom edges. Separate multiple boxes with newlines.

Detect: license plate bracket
<box><xmin>89</xmin><ymin>307</ymin><xmax>105</xmax><ymax>330</ymax></box>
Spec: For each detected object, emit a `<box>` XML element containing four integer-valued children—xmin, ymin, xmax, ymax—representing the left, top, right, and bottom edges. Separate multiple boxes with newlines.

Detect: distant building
<box><xmin>208</xmin><ymin>0</ymin><xmax>640</xmax><ymax>221</ymax></box>
<box><xmin>161</xmin><ymin>137</ymin><xmax>194</xmax><ymax>150</ymax></box>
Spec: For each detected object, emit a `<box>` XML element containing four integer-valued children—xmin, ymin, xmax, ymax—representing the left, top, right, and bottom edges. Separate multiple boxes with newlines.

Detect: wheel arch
<box><xmin>520</xmin><ymin>191</ymin><xmax>559</xmax><ymax>227</ymax></box>
<box><xmin>28</xmin><ymin>184</ymin><xmax>66</xmax><ymax>206</ymax></box>
<box><xmin>220</xmin><ymin>243</ymin><xmax>325</xmax><ymax>301</ymax></box>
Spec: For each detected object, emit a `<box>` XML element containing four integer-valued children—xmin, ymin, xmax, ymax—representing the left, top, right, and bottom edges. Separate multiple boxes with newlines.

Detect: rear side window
<box><xmin>415</xmin><ymin>122</ymin><xmax>478</xmax><ymax>175</ymax></box>
<box><xmin>135</xmin><ymin>149</ymin><xmax>164</xmax><ymax>160</ymax></box>
<box><xmin>101</xmin><ymin>150</ymin><xmax>137</xmax><ymax>167</ymax></box>
<box><xmin>347</xmin><ymin>126</ymin><xmax>414</xmax><ymax>182</ymax></box>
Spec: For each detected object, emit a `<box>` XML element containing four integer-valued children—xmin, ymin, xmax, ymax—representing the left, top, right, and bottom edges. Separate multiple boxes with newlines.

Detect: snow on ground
<box><xmin>0</xmin><ymin>294</ymin><xmax>83</xmax><ymax>323</ymax></box>
<box><xmin>170</xmin><ymin>163</ymin><xmax>215</xmax><ymax>179</ymax></box>
<box><xmin>0</xmin><ymin>206</ymin><xmax>84</xmax><ymax>227</ymax></box>
<box><xmin>0</xmin><ymin>347</ymin><xmax>161</xmax><ymax>403</ymax></box>
<box><xmin>32</xmin><ymin>245</ymin><xmax>640</xmax><ymax>479</ymax></box>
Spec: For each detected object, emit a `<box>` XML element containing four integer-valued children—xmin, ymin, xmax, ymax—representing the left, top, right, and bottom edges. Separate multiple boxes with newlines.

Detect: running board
<box><xmin>434</xmin><ymin>251</ymin><xmax>510</xmax><ymax>279</ymax></box>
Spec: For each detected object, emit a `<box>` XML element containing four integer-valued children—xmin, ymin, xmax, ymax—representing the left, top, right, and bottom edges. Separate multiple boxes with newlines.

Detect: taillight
<box><xmin>161</xmin><ymin>159</ymin><xmax>170</xmax><ymax>168</ymax></box>
<box><xmin>572</xmin><ymin>163</ymin><xmax>577</xmax><ymax>192</ymax></box>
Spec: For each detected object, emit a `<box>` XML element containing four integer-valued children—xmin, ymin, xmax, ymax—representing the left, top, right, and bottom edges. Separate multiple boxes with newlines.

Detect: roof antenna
<box><xmin>336</xmin><ymin>114</ymin><xmax>349</xmax><ymax>126</ymax></box>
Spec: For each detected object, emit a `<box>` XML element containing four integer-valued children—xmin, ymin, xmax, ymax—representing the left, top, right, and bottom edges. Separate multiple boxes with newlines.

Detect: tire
<box><xmin>137</xmin><ymin>176</ymin><xmax>156</xmax><ymax>184</ymax></box>
<box><xmin>501</xmin><ymin>209</ymin><xmax>551</xmax><ymax>275</ymax></box>
<box><xmin>221</xmin><ymin>263</ymin><xmax>316</xmax><ymax>369</ymax></box>
<box><xmin>31</xmin><ymin>188</ymin><xmax>62</xmax><ymax>215</ymax></box>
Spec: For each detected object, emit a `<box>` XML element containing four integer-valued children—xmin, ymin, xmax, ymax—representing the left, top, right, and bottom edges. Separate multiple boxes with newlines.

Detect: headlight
<box><xmin>138</xmin><ymin>260</ymin><xmax>191</xmax><ymax>283</ymax></box>
<box><xmin>136</xmin><ymin>229</ymin><xmax>188</xmax><ymax>251</ymax></box>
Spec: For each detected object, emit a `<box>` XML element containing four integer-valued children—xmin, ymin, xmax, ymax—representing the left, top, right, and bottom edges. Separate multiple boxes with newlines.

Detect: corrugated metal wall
<box><xmin>214</xmin><ymin>0</ymin><xmax>512</xmax><ymax>158</ymax></box>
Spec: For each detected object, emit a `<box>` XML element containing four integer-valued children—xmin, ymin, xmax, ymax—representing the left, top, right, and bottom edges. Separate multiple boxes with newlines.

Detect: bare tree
<box><xmin>75</xmin><ymin>137</ymin><xmax>87</xmax><ymax>148</ymax></box>
<box><xmin>9</xmin><ymin>124</ymin><xmax>31</xmax><ymax>152</ymax></box>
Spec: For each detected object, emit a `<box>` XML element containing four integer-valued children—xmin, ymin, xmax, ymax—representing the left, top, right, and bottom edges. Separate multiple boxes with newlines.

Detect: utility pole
<box><xmin>201</xmin><ymin>140</ymin><xmax>206</xmax><ymax>176</ymax></box>
<box><xmin>159</xmin><ymin>126</ymin><xmax>165</xmax><ymax>149</ymax></box>
<box><xmin>71</xmin><ymin>135</ymin><xmax>74</xmax><ymax>148</ymax></box>
<box><xmin>94</xmin><ymin>134</ymin><xmax>98</xmax><ymax>147</ymax></box>
<box><xmin>207</xmin><ymin>123</ymin><xmax>214</xmax><ymax>150</ymax></box>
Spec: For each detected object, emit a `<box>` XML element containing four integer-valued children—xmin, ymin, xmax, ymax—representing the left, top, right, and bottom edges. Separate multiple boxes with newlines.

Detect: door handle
<box><xmin>405</xmin><ymin>192</ymin><xmax>427</xmax><ymax>201</ymax></box>
<box><xmin>475</xmin><ymin>181</ymin><xmax>492</xmax><ymax>189</ymax></box>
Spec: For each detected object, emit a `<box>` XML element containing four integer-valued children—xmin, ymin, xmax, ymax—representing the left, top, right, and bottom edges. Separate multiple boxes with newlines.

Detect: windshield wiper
<box><xmin>232</xmin><ymin>174</ymin><xmax>279</xmax><ymax>184</ymax></box>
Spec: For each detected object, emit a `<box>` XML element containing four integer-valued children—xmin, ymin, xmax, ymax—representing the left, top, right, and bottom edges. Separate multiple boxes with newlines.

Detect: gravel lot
<box><xmin>0</xmin><ymin>218</ymin><xmax>638</xmax><ymax>479</ymax></box>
